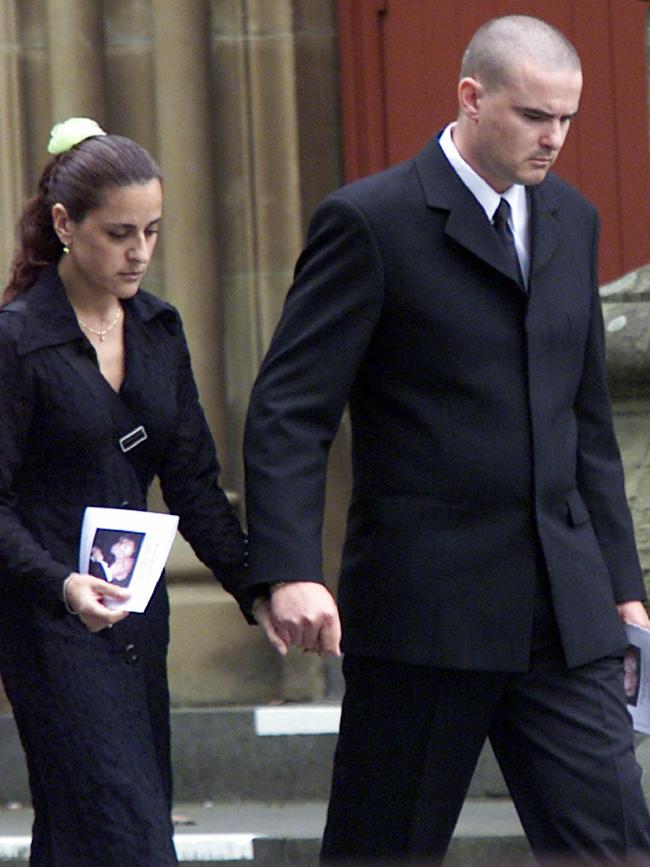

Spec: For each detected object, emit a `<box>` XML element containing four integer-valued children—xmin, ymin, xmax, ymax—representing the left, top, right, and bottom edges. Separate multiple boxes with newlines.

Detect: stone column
<box><xmin>210</xmin><ymin>0</ymin><xmax>345</xmax><ymax>700</ymax></box>
<box><xmin>103</xmin><ymin>1</ymin><xmax>163</xmax><ymax>297</ymax></box>
<box><xmin>45</xmin><ymin>0</ymin><xmax>107</xmax><ymax>123</ymax></box>
<box><xmin>211</xmin><ymin>0</ymin><xmax>304</xmax><ymax>481</ymax></box>
<box><xmin>211</xmin><ymin>0</ymin><xmax>343</xmax><ymax>491</ymax></box>
<box><xmin>12</xmin><ymin>1</ymin><xmax>49</xmax><ymax>188</ymax></box>
<box><xmin>151</xmin><ymin>0</ymin><xmax>228</xmax><ymax>464</ymax></box>
<box><xmin>0</xmin><ymin>0</ymin><xmax>26</xmax><ymax>282</ymax></box>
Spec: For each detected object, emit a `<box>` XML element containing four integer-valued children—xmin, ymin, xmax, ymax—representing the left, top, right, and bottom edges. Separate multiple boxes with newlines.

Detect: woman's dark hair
<box><xmin>3</xmin><ymin>134</ymin><xmax>162</xmax><ymax>304</ymax></box>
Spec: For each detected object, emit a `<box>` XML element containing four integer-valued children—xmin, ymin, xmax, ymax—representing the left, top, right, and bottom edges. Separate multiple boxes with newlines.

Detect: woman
<box><xmin>0</xmin><ymin>118</ymin><xmax>248</xmax><ymax>866</ymax></box>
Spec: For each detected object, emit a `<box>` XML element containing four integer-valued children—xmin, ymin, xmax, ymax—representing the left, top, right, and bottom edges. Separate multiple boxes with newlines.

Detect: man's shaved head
<box><xmin>460</xmin><ymin>15</ymin><xmax>581</xmax><ymax>91</ymax></box>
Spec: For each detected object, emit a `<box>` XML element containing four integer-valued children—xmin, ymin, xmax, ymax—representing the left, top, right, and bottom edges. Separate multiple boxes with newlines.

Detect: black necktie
<box><xmin>493</xmin><ymin>198</ymin><xmax>524</xmax><ymax>288</ymax></box>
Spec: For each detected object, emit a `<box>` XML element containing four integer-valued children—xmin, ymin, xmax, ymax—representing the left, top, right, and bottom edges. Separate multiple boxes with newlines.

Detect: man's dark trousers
<box><xmin>321</xmin><ymin>607</ymin><xmax>650</xmax><ymax>864</ymax></box>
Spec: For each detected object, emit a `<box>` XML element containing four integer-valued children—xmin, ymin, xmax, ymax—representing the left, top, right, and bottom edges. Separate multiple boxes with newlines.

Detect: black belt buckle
<box><xmin>119</xmin><ymin>425</ymin><xmax>147</xmax><ymax>453</ymax></box>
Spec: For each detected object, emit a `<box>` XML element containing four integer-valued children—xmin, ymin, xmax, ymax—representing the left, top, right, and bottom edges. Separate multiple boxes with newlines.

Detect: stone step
<box><xmin>0</xmin><ymin>704</ymin><xmax>508</xmax><ymax>806</ymax></box>
<box><xmin>0</xmin><ymin>799</ymin><xmax>528</xmax><ymax>865</ymax></box>
<box><xmin>3</xmin><ymin>704</ymin><xmax>649</xmax><ymax>864</ymax></box>
<box><xmin>5</xmin><ymin>703</ymin><xmax>650</xmax><ymax>804</ymax></box>
<box><xmin>0</xmin><ymin>703</ymin><xmax>526</xmax><ymax>864</ymax></box>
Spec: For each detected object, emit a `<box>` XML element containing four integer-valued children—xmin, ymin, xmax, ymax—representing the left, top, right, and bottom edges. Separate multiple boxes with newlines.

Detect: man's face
<box><xmin>461</xmin><ymin>59</ymin><xmax>583</xmax><ymax>192</ymax></box>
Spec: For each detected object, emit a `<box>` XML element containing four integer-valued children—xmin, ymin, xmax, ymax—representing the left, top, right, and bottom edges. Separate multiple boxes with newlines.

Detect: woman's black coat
<box><xmin>0</xmin><ymin>266</ymin><xmax>246</xmax><ymax>866</ymax></box>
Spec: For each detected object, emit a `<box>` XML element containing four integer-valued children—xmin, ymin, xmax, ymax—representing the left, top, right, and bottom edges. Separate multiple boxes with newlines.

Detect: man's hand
<box><xmin>617</xmin><ymin>600</ymin><xmax>650</xmax><ymax>629</ymax></box>
<box><xmin>64</xmin><ymin>572</ymin><xmax>131</xmax><ymax>633</ymax></box>
<box><xmin>253</xmin><ymin>582</ymin><xmax>341</xmax><ymax>657</ymax></box>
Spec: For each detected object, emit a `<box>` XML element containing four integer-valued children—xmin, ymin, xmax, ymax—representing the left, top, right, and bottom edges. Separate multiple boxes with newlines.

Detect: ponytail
<box><xmin>3</xmin><ymin>165</ymin><xmax>63</xmax><ymax>304</ymax></box>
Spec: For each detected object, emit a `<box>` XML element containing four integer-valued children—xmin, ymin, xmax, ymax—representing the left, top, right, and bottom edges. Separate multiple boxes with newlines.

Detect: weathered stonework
<box><xmin>602</xmin><ymin>265</ymin><xmax>650</xmax><ymax>591</ymax></box>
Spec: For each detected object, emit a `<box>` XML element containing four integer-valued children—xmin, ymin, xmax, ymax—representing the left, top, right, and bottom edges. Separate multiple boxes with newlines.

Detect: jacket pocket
<box><xmin>566</xmin><ymin>488</ymin><xmax>590</xmax><ymax>526</ymax></box>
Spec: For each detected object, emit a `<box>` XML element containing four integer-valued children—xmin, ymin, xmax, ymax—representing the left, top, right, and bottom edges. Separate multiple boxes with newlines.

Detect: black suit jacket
<box><xmin>244</xmin><ymin>136</ymin><xmax>645</xmax><ymax>671</ymax></box>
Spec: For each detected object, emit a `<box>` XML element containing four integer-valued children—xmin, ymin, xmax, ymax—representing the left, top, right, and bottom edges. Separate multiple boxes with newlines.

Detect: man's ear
<box><xmin>458</xmin><ymin>77</ymin><xmax>483</xmax><ymax>122</ymax></box>
<box><xmin>51</xmin><ymin>203</ymin><xmax>73</xmax><ymax>248</ymax></box>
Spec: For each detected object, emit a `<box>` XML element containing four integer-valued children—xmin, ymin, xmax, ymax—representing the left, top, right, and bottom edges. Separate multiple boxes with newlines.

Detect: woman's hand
<box><xmin>63</xmin><ymin>572</ymin><xmax>130</xmax><ymax>633</ymax></box>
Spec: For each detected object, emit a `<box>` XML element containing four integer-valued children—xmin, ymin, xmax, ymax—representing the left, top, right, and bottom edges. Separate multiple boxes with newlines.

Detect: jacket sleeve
<box><xmin>156</xmin><ymin>315</ymin><xmax>249</xmax><ymax>611</ymax></box>
<box><xmin>243</xmin><ymin>195</ymin><xmax>385</xmax><ymax>591</ymax></box>
<box><xmin>0</xmin><ymin>316</ymin><xmax>71</xmax><ymax>601</ymax></box>
<box><xmin>574</xmin><ymin>214</ymin><xmax>645</xmax><ymax>602</ymax></box>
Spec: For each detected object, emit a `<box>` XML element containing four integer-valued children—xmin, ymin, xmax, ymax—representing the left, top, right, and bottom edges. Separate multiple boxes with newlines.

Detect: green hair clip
<box><xmin>47</xmin><ymin>117</ymin><xmax>107</xmax><ymax>155</ymax></box>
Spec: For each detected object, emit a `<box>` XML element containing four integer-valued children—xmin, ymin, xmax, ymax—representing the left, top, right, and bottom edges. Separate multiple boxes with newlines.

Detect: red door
<box><xmin>337</xmin><ymin>0</ymin><xmax>650</xmax><ymax>283</ymax></box>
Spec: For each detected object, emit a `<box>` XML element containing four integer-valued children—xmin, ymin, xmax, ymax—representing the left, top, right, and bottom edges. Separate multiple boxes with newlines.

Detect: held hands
<box><xmin>253</xmin><ymin>582</ymin><xmax>342</xmax><ymax>657</ymax></box>
<box><xmin>63</xmin><ymin>572</ymin><xmax>131</xmax><ymax>633</ymax></box>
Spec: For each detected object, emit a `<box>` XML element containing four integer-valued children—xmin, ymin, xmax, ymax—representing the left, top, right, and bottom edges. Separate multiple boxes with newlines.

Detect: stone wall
<box><xmin>602</xmin><ymin>265</ymin><xmax>650</xmax><ymax>591</ymax></box>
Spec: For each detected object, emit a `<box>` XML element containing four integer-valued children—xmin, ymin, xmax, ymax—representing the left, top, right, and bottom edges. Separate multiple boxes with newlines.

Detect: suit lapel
<box><xmin>444</xmin><ymin>205</ymin><xmax>516</xmax><ymax>285</ymax></box>
<box><xmin>414</xmin><ymin>139</ymin><xmax>521</xmax><ymax>288</ymax></box>
<box><xmin>414</xmin><ymin>137</ymin><xmax>560</xmax><ymax>293</ymax></box>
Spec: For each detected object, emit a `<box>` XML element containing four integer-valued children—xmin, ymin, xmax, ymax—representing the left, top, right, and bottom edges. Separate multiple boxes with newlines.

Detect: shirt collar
<box><xmin>439</xmin><ymin>123</ymin><xmax>527</xmax><ymax>226</ymax></box>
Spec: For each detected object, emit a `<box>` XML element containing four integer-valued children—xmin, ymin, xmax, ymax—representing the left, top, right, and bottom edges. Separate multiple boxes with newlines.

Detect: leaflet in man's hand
<box><xmin>79</xmin><ymin>507</ymin><xmax>179</xmax><ymax>613</ymax></box>
<box><xmin>623</xmin><ymin>623</ymin><xmax>650</xmax><ymax>734</ymax></box>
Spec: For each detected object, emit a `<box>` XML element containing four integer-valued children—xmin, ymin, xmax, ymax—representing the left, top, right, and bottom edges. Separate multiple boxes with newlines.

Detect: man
<box><xmin>243</xmin><ymin>14</ymin><xmax>650</xmax><ymax>864</ymax></box>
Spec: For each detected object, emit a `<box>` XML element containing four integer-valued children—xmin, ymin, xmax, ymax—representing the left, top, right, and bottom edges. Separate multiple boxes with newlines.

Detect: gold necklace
<box><xmin>77</xmin><ymin>307</ymin><xmax>122</xmax><ymax>342</ymax></box>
